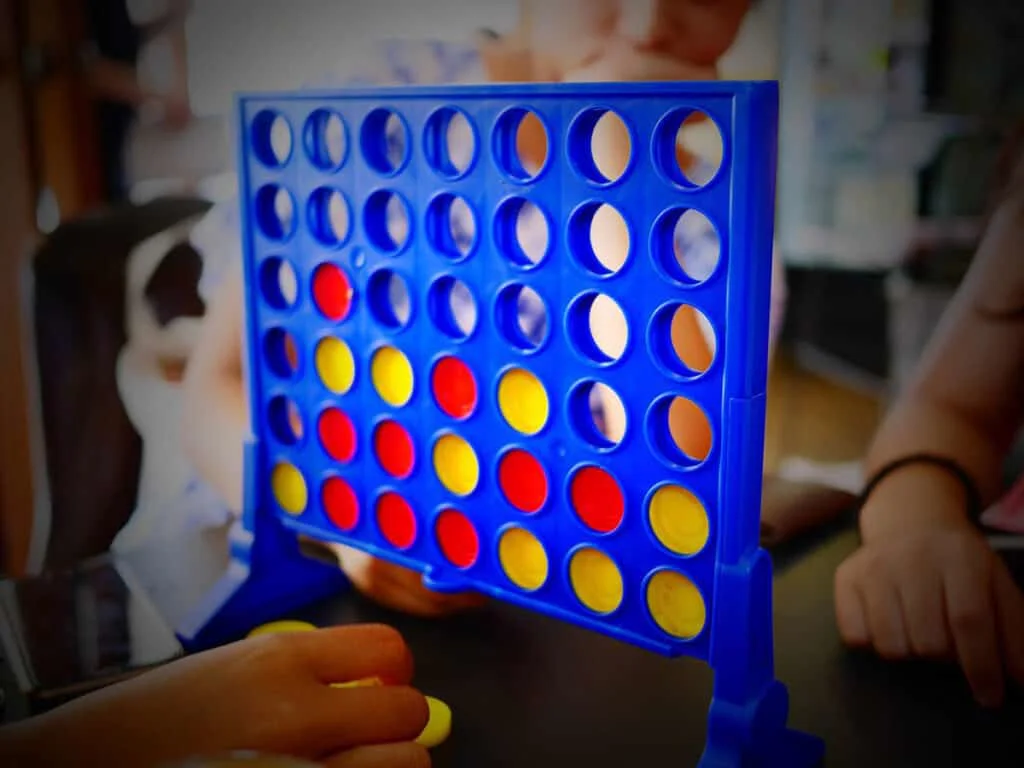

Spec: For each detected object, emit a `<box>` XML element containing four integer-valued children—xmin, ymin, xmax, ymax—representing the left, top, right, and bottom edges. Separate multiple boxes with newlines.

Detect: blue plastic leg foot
<box><xmin>176</xmin><ymin>518</ymin><xmax>349</xmax><ymax>653</ymax></box>
<box><xmin>699</xmin><ymin>681</ymin><xmax>824</xmax><ymax>768</ymax></box>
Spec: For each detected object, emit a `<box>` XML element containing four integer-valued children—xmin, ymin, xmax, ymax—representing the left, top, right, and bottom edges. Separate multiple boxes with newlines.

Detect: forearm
<box><xmin>183</xmin><ymin>374</ymin><xmax>248</xmax><ymax>513</ymax></box>
<box><xmin>862</xmin><ymin>193</ymin><xmax>1024</xmax><ymax>536</ymax></box>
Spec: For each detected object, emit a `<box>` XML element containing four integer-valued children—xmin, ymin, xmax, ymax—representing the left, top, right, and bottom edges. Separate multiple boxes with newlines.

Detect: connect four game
<box><xmin>183</xmin><ymin>80</ymin><xmax>824</xmax><ymax>767</ymax></box>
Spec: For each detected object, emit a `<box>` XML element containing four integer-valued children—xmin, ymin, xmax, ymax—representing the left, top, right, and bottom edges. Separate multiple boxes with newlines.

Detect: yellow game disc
<box><xmin>371</xmin><ymin>346</ymin><xmax>414</xmax><ymax>407</ymax></box>
<box><xmin>498</xmin><ymin>527</ymin><xmax>548</xmax><ymax>591</ymax></box>
<box><xmin>646</xmin><ymin>569</ymin><xmax>706</xmax><ymax>639</ymax></box>
<box><xmin>331</xmin><ymin>677</ymin><xmax>381</xmax><ymax>689</ymax></box>
<box><xmin>432</xmin><ymin>434</ymin><xmax>479</xmax><ymax>496</ymax></box>
<box><xmin>569</xmin><ymin>547</ymin><xmax>624</xmax><ymax>614</ymax></box>
<box><xmin>497</xmin><ymin>368</ymin><xmax>548</xmax><ymax>435</ymax></box>
<box><xmin>247</xmin><ymin>620</ymin><xmax>317</xmax><ymax>638</ymax></box>
<box><xmin>271</xmin><ymin>462</ymin><xmax>308</xmax><ymax>515</ymax></box>
<box><xmin>315</xmin><ymin>337</ymin><xmax>355</xmax><ymax>394</ymax></box>
<box><xmin>648</xmin><ymin>484</ymin><xmax>709</xmax><ymax>556</ymax></box>
<box><xmin>415</xmin><ymin>696</ymin><xmax>452</xmax><ymax>749</ymax></box>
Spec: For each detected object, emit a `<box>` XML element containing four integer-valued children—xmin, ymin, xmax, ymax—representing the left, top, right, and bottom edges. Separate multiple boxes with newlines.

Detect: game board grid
<box><xmin>240</xmin><ymin>88</ymin><xmax>744</xmax><ymax>656</ymax></box>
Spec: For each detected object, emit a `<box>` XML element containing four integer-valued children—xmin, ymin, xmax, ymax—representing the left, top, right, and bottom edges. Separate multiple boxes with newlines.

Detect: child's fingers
<box><xmin>290</xmin><ymin>624</ymin><xmax>415</xmax><ymax>685</ymax></box>
<box><xmin>943</xmin><ymin>562</ymin><xmax>1003</xmax><ymax>707</ymax></box>
<box><xmin>992</xmin><ymin>562</ymin><xmax>1024</xmax><ymax>687</ymax></box>
<box><xmin>896</xmin><ymin>561</ymin><xmax>950</xmax><ymax>659</ymax></box>
<box><xmin>862</xmin><ymin>575</ymin><xmax>910</xmax><ymax>659</ymax></box>
<box><xmin>306</xmin><ymin>684</ymin><xmax>429</xmax><ymax>754</ymax></box>
<box><xmin>324</xmin><ymin>742</ymin><xmax>431</xmax><ymax>768</ymax></box>
<box><xmin>834</xmin><ymin>559</ymin><xmax>870</xmax><ymax>647</ymax></box>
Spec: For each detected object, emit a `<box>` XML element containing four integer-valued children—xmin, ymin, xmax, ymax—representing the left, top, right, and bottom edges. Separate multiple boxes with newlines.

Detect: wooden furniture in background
<box><xmin>0</xmin><ymin>0</ymin><xmax>104</xmax><ymax>576</ymax></box>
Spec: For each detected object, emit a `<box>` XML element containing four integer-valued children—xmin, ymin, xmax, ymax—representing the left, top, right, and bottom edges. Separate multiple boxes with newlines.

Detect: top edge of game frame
<box><xmin>234</xmin><ymin>79</ymin><xmax>779</xmax><ymax>105</ymax></box>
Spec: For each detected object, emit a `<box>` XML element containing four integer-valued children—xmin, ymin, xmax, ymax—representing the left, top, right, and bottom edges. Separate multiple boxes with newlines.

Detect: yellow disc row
<box><xmin>312</xmin><ymin>336</ymin><xmax>551</xmax><ymax>433</ymax></box>
<box><xmin>496</xmin><ymin>527</ymin><xmax>706</xmax><ymax>639</ymax></box>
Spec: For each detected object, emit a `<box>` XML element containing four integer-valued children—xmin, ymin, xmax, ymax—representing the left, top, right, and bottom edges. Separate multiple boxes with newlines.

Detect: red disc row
<box><xmin>321</xmin><ymin>480</ymin><xmax>479</xmax><ymax>568</ymax></box>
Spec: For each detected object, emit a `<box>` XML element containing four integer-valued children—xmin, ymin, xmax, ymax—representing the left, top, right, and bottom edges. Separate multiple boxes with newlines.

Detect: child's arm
<box><xmin>182</xmin><ymin>264</ymin><xmax>248</xmax><ymax>514</ymax></box>
<box><xmin>0</xmin><ymin>624</ymin><xmax>429</xmax><ymax>768</ymax></box>
<box><xmin>835</xmin><ymin>169</ymin><xmax>1024</xmax><ymax>707</ymax></box>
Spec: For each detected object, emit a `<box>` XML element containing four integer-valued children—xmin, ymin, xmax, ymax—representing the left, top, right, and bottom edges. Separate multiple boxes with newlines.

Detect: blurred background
<box><xmin>0</xmin><ymin>0</ymin><xmax>1021</xmax><ymax>578</ymax></box>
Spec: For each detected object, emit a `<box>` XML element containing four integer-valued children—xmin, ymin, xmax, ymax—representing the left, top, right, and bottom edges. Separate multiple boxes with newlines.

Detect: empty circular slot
<box><xmin>311</xmin><ymin>263</ymin><xmax>353</xmax><ymax>322</ymax></box>
<box><xmin>570</xmin><ymin>547</ymin><xmax>624</xmax><ymax>614</ymax></box>
<box><xmin>648</xmin><ymin>395</ymin><xmax>713</xmax><ymax>468</ymax></box>
<box><xmin>373</xmin><ymin>419</ymin><xmax>415</xmax><ymax>479</ymax></box>
<box><xmin>499</xmin><ymin>527</ymin><xmax>548</xmax><ymax>591</ymax></box>
<box><xmin>570</xmin><ymin>465</ymin><xmax>624</xmax><ymax>534</ymax></box>
<box><xmin>322</xmin><ymin>476</ymin><xmax>359</xmax><ymax>532</ymax></box>
<box><xmin>496</xmin><ymin>284</ymin><xmax>548</xmax><ymax>351</ymax></box>
<box><xmin>272</xmin><ymin>462</ymin><xmax>307</xmax><ymax>515</ymax></box>
<box><xmin>425</xmin><ymin>107</ymin><xmax>476</xmax><ymax>178</ymax></box>
<box><xmin>314</xmin><ymin>337</ymin><xmax>355</xmax><ymax>395</ymax></box>
<box><xmin>433</xmin><ymin>433</ymin><xmax>479</xmax><ymax>497</ymax></box>
<box><xmin>649</xmin><ymin>303</ymin><xmax>716</xmax><ymax>379</ymax></box>
<box><xmin>375</xmin><ymin>491</ymin><xmax>417</xmax><ymax>550</ymax></box>
<box><xmin>646</xmin><ymin>569</ymin><xmax>706</xmax><ymax>639</ymax></box>
<box><xmin>255</xmin><ymin>185</ymin><xmax>296</xmax><ymax>241</ymax></box>
<box><xmin>318</xmin><ymin>407</ymin><xmax>356</xmax><ymax>463</ymax></box>
<box><xmin>566</xmin><ymin>292</ymin><xmax>628</xmax><ymax>365</ymax></box>
<box><xmin>431</xmin><ymin>356</ymin><xmax>478</xmax><ymax>420</ymax></box>
<box><xmin>498</xmin><ymin>448</ymin><xmax>548</xmax><ymax>514</ymax></box>
<box><xmin>367</xmin><ymin>269</ymin><xmax>411</xmax><ymax>330</ymax></box>
<box><xmin>308</xmin><ymin>187</ymin><xmax>351</xmax><ymax>247</ymax></box>
<box><xmin>267</xmin><ymin>396</ymin><xmax>304</xmax><ymax>445</ymax></box>
<box><xmin>493</xmin><ymin>107</ymin><xmax>548</xmax><ymax>182</ymax></box>
<box><xmin>426</xmin><ymin>193</ymin><xmax>476</xmax><ymax>260</ymax></box>
<box><xmin>568</xmin><ymin>202</ymin><xmax>630</xmax><ymax>276</ymax></box>
<box><xmin>568</xmin><ymin>108</ymin><xmax>631</xmax><ymax>184</ymax></box>
<box><xmin>652</xmin><ymin>207</ymin><xmax>721</xmax><ymax>285</ymax></box>
<box><xmin>370</xmin><ymin>346</ymin><xmax>414</xmax><ymax>408</ymax></box>
<box><xmin>494</xmin><ymin>197</ymin><xmax>549</xmax><ymax>267</ymax></box>
<box><xmin>428</xmin><ymin>276</ymin><xmax>477</xmax><ymax>340</ymax></box>
<box><xmin>264</xmin><ymin>328</ymin><xmax>300</xmax><ymax>379</ymax></box>
<box><xmin>361</xmin><ymin>108</ymin><xmax>409</xmax><ymax>175</ymax></box>
<box><xmin>259</xmin><ymin>257</ymin><xmax>299</xmax><ymax>310</ymax></box>
<box><xmin>569</xmin><ymin>381</ymin><xmax>625</xmax><ymax>449</ymax></box>
<box><xmin>252</xmin><ymin>110</ymin><xmax>293</xmax><ymax>168</ymax></box>
<box><xmin>498</xmin><ymin>368</ymin><xmax>549</xmax><ymax>436</ymax></box>
<box><xmin>304</xmin><ymin>109</ymin><xmax>348</xmax><ymax>171</ymax></box>
<box><xmin>655</xmin><ymin>108</ymin><xmax>723</xmax><ymax>189</ymax></box>
<box><xmin>648</xmin><ymin>484</ymin><xmax>709</xmax><ymax>557</ymax></box>
<box><xmin>364</xmin><ymin>189</ymin><xmax>411</xmax><ymax>253</ymax></box>
<box><xmin>435</xmin><ymin>508</ymin><xmax>480</xmax><ymax>569</ymax></box>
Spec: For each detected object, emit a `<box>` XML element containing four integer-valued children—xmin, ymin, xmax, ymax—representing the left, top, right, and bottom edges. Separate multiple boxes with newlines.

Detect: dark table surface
<box><xmin>295</xmin><ymin>525</ymin><xmax>1024</xmax><ymax>768</ymax></box>
<box><xmin>5</xmin><ymin>519</ymin><xmax>1024</xmax><ymax>767</ymax></box>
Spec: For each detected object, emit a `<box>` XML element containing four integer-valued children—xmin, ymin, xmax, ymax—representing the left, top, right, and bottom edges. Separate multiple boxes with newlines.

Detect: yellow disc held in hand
<box><xmin>416</xmin><ymin>696</ymin><xmax>452</xmax><ymax>748</ymax></box>
<box><xmin>247</xmin><ymin>620</ymin><xmax>316</xmax><ymax>638</ymax></box>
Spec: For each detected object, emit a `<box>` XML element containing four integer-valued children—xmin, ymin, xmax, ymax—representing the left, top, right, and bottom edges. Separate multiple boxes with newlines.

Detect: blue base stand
<box><xmin>174</xmin><ymin>441</ymin><xmax>348</xmax><ymax>653</ymax></box>
<box><xmin>699</xmin><ymin>551</ymin><xmax>824</xmax><ymax>767</ymax></box>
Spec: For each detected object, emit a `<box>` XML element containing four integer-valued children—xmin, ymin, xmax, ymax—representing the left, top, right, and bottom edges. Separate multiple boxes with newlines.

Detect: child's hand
<box><xmin>0</xmin><ymin>625</ymin><xmax>431</xmax><ymax>768</ymax></box>
<box><xmin>333</xmin><ymin>543</ymin><xmax>486</xmax><ymax>618</ymax></box>
<box><xmin>835</xmin><ymin>476</ymin><xmax>1024</xmax><ymax>707</ymax></box>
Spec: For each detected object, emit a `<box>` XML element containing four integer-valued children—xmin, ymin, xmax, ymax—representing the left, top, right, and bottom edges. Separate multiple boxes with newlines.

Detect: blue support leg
<box><xmin>175</xmin><ymin>439</ymin><xmax>349</xmax><ymax>653</ymax></box>
<box><xmin>699</xmin><ymin>550</ymin><xmax>824</xmax><ymax>767</ymax></box>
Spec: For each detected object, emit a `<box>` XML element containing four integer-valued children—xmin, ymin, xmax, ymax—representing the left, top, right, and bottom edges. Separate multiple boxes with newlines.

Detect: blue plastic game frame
<box><xmin>181</xmin><ymin>80</ymin><xmax>824</xmax><ymax>767</ymax></box>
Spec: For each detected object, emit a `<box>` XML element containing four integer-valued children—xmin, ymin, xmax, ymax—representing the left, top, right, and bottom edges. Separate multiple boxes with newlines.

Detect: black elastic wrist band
<box><xmin>857</xmin><ymin>453</ymin><xmax>983</xmax><ymax>525</ymax></box>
